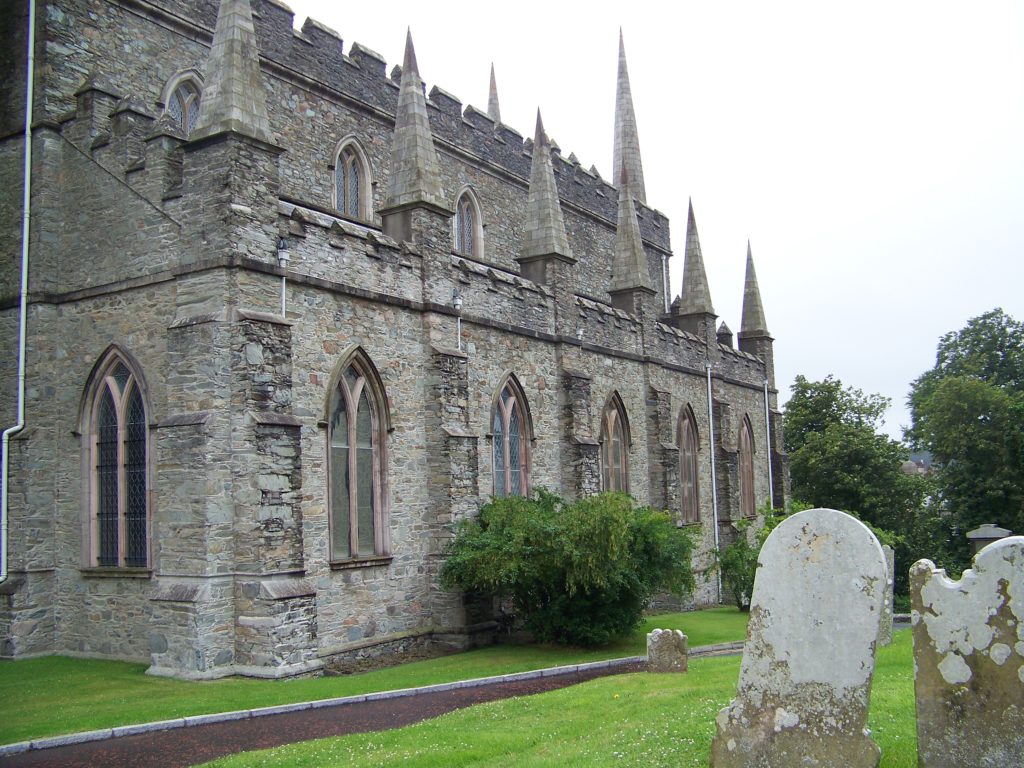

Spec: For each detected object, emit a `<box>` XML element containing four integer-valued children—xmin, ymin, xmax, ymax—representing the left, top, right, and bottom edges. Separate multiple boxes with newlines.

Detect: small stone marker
<box><xmin>709</xmin><ymin>508</ymin><xmax>887</xmax><ymax>768</ymax></box>
<box><xmin>646</xmin><ymin>628</ymin><xmax>687</xmax><ymax>673</ymax></box>
<box><xmin>878</xmin><ymin>544</ymin><xmax>895</xmax><ymax>647</ymax></box>
<box><xmin>910</xmin><ymin>536</ymin><xmax>1024</xmax><ymax>768</ymax></box>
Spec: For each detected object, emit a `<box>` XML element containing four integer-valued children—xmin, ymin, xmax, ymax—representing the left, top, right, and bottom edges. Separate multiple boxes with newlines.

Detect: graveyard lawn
<box><xmin>201</xmin><ymin>630</ymin><xmax>918</xmax><ymax>768</ymax></box>
<box><xmin>0</xmin><ymin>609</ymin><xmax>747</xmax><ymax>745</ymax></box>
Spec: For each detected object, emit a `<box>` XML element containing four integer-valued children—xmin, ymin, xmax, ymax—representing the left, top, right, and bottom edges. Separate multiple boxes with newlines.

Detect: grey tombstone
<box><xmin>878</xmin><ymin>544</ymin><xmax>895</xmax><ymax>647</ymax></box>
<box><xmin>911</xmin><ymin>536</ymin><xmax>1024</xmax><ymax>768</ymax></box>
<box><xmin>646</xmin><ymin>628</ymin><xmax>687</xmax><ymax>673</ymax></box>
<box><xmin>710</xmin><ymin>508</ymin><xmax>887</xmax><ymax>768</ymax></box>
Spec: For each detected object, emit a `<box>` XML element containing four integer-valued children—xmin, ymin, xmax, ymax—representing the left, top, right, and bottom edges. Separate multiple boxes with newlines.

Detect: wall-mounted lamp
<box><xmin>453</xmin><ymin>290</ymin><xmax>464</xmax><ymax>351</ymax></box>
<box><xmin>576</xmin><ymin>327</ymin><xmax>584</xmax><ymax>342</ymax></box>
<box><xmin>277</xmin><ymin>237</ymin><xmax>290</xmax><ymax>315</ymax></box>
<box><xmin>277</xmin><ymin>237</ymin><xmax>291</xmax><ymax>268</ymax></box>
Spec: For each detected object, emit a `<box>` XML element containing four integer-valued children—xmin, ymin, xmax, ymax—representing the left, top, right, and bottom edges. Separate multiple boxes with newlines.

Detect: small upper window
<box><xmin>167</xmin><ymin>80</ymin><xmax>201</xmax><ymax>135</ymax></box>
<box><xmin>453</xmin><ymin>189</ymin><xmax>482</xmax><ymax>258</ymax></box>
<box><xmin>334</xmin><ymin>139</ymin><xmax>372</xmax><ymax>221</ymax></box>
<box><xmin>738</xmin><ymin>415</ymin><xmax>756</xmax><ymax>518</ymax></box>
<box><xmin>600</xmin><ymin>394</ymin><xmax>629</xmax><ymax>493</ymax></box>
<box><xmin>492</xmin><ymin>377</ymin><xmax>531</xmax><ymax>497</ymax></box>
<box><xmin>679</xmin><ymin>405</ymin><xmax>700</xmax><ymax>524</ymax></box>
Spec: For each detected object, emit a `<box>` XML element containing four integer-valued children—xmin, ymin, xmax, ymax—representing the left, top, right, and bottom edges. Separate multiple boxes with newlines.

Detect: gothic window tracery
<box><xmin>738</xmin><ymin>415</ymin><xmax>756</xmax><ymax>518</ymax></box>
<box><xmin>492</xmin><ymin>377</ymin><xmax>530</xmax><ymax>497</ymax></box>
<box><xmin>600</xmin><ymin>394</ymin><xmax>630</xmax><ymax>492</ymax></box>
<box><xmin>328</xmin><ymin>350</ymin><xmax>390</xmax><ymax>561</ymax></box>
<box><xmin>679</xmin><ymin>405</ymin><xmax>700</xmax><ymax>524</ymax></box>
<box><xmin>166</xmin><ymin>79</ymin><xmax>201</xmax><ymax>135</ymax></box>
<box><xmin>453</xmin><ymin>189</ymin><xmax>483</xmax><ymax>258</ymax></box>
<box><xmin>83</xmin><ymin>350</ymin><xmax>150</xmax><ymax>569</ymax></box>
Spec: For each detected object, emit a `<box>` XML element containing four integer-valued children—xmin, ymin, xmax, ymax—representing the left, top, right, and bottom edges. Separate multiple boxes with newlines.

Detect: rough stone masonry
<box><xmin>709</xmin><ymin>508</ymin><xmax>887</xmax><ymax>768</ymax></box>
<box><xmin>910</xmin><ymin>536</ymin><xmax>1024</xmax><ymax>768</ymax></box>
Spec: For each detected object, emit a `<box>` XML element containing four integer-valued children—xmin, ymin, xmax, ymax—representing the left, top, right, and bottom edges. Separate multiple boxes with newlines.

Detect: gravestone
<box><xmin>878</xmin><ymin>544</ymin><xmax>895</xmax><ymax>647</ymax></box>
<box><xmin>910</xmin><ymin>536</ymin><xmax>1024</xmax><ymax>768</ymax></box>
<box><xmin>709</xmin><ymin>508</ymin><xmax>887</xmax><ymax>768</ymax></box>
<box><xmin>647</xmin><ymin>628</ymin><xmax>687</xmax><ymax>672</ymax></box>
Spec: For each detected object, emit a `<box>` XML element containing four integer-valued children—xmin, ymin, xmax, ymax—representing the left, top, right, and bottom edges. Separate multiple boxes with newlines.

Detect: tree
<box><xmin>785</xmin><ymin>375</ymin><xmax>927</xmax><ymax>531</ymax></box>
<box><xmin>908</xmin><ymin>309</ymin><xmax>1024</xmax><ymax>566</ymax></box>
<box><xmin>784</xmin><ymin>375</ymin><xmax>889</xmax><ymax>455</ymax></box>
<box><xmin>440</xmin><ymin>490</ymin><xmax>694</xmax><ymax>646</ymax></box>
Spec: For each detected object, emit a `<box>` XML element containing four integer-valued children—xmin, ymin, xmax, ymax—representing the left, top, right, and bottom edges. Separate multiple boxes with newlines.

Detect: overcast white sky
<box><xmin>286</xmin><ymin>0</ymin><xmax>1024</xmax><ymax>440</ymax></box>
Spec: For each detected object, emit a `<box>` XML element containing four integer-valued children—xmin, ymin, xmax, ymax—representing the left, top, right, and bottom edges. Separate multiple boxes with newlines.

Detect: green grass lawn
<box><xmin>200</xmin><ymin>630</ymin><xmax>918</xmax><ymax>768</ymax></box>
<box><xmin>0</xmin><ymin>608</ymin><xmax>747</xmax><ymax>745</ymax></box>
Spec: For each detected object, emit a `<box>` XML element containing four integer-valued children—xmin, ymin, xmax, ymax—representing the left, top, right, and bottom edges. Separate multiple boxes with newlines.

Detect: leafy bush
<box><xmin>440</xmin><ymin>490</ymin><xmax>695</xmax><ymax>646</ymax></box>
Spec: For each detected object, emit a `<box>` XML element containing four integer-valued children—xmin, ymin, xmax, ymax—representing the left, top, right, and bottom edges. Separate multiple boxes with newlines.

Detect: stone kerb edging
<box><xmin>0</xmin><ymin>643</ymin><xmax>742</xmax><ymax>758</ymax></box>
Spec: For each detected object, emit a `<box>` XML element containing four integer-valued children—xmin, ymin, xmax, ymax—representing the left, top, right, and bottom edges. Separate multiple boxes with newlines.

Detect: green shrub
<box><xmin>440</xmin><ymin>490</ymin><xmax>695</xmax><ymax>646</ymax></box>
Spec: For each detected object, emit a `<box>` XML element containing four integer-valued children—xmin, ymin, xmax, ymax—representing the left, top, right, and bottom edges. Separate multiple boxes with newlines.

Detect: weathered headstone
<box><xmin>878</xmin><ymin>543</ymin><xmax>895</xmax><ymax>647</ymax></box>
<box><xmin>710</xmin><ymin>508</ymin><xmax>887</xmax><ymax>768</ymax></box>
<box><xmin>910</xmin><ymin>536</ymin><xmax>1024</xmax><ymax>768</ymax></box>
<box><xmin>647</xmin><ymin>628</ymin><xmax>687</xmax><ymax>673</ymax></box>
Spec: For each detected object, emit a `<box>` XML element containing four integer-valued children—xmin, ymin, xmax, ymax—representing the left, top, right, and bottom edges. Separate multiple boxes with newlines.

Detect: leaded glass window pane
<box><xmin>329</xmin><ymin>387</ymin><xmax>351</xmax><ymax>559</ymax></box>
<box><xmin>347</xmin><ymin>157</ymin><xmax>360</xmax><ymax>219</ymax></box>
<box><xmin>167</xmin><ymin>91</ymin><xmax>185</xmax><ymax>131</ymax></box>
<box><xmin>681</xmin><ymin>415</ymin><xmax>699</xmax><ymax>524</ymax></box>
<box><xmin>96</xmin><ymin>387</ymin><xmax>119</xmax><ymax>566</ymax></box>
<box><xmin>508</xmin><ymin>402</ymin><xmax>521</xmax><ymax>495</ymax></box>
<box><xmin>610</xmin><ymin>423</ymin><xmax>623</xmax><ymax>491</ymax></box>
<box><xmin>492</xmin><ymin>407</ymin><xmax>505</xmax><ymax>497</ymax></box>
<box><xmin>739</xmin><ymin>420</ymin><xmax>755</xmax><ymax>518</ymax></box>
<box><xmin>112</xmin><ymin>363</ymin><xmax>130</xmax><ymax>393</ymax></box>
<box><xmin>124</xmin><ymin>386</ymin><xmax>147</xmax><ymax>567</ymax></box>
<box><xmin>356</xmin><ymin>389</ymin><xmax>374</xmax><ymax>555</ymax></box>
<box><xmin>186</xmin><ymin>94</ymin><xmax>200</xmax><ymax>134</ymax></box>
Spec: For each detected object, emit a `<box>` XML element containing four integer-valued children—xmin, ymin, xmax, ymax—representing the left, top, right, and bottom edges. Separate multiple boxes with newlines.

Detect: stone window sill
<box><xmin>330</xmin><ymin>555</ymin><xmax>393</xmax><ymax>571</ymax></box>
<box><xmin>80</xmin><ymin>567</ymin><xmax>153</xmax><ymax>579</ymax></box>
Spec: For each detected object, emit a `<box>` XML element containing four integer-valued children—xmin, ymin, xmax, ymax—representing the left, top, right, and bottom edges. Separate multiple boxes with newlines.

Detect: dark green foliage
<box><xmin>784</xmin><ymin>375</ymin><xmax>930</xmax><ymax>531</ymax></box>
<box><xmin>908</xmin><ymin>309</ymin><xmax>1024</xmax><ymax>571</ymax></box>
<box><xmin>440</xmin><ymin>491</ymin><xmax>695</xmax><ymax>646</ymax></box>
<box><xmin>784</xmin><ymin>375</ymin><xmax>889</xmax><ymax>455</ymax></box>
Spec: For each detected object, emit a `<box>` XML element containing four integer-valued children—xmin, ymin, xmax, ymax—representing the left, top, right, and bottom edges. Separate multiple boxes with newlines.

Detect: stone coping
<box><xmin>0</xmin><ymin>641</ymin><xmax>744</xmax><ymax>757</ymax></box>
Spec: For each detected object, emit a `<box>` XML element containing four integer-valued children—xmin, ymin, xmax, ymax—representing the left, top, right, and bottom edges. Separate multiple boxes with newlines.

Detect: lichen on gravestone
<box><xmin>709</xmin><ymin>508</ymin><xmax>887</xmax><ymax>768</ymax></box>
<box><xmin>646</xmin><ymin>628</ymin><xmax>687</xmax><ymax>673</ymax></box>
<box><xmin>910</xmin><ymin>536</ymin><xmax>1024</xmax><ymax>768</ymax></box>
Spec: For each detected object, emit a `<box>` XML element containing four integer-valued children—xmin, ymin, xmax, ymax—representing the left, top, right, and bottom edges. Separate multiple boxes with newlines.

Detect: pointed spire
<box><xmin>612</xmin><ymin>30</ymin><xmax>646</xmax><ymax>204</ymax></box>
<box><xmin>740</xmin><ymin>241</ymin><xmax>770</xmax><ymax>336</ymax></box>
<box><xmin>610</xmin><ymin>164</ymin><xmax>654</xmax><ymax>294</ymax></box>
<box><xmin>677</xmin><ymin>199</ymin><xmax>715</xmax><ymax>315</ymax></box>
<box><xmin>383</xmin><ymin>29</ymin><xmax>448</xmax><ymax>211</ymax></box>
<box><xmin>191</xmin><ymin>0</ymin><xmax>274</xmax><ymax>144</ymax></box>
<box><xmin>487</xmin><ymin>64</ymin><xmax>501</xmax><ymax>123</ymax></box>
<box><xmin>520</xmin><ymin>110</ymin><xmax>573</xmax><ymax>262</ymax></box>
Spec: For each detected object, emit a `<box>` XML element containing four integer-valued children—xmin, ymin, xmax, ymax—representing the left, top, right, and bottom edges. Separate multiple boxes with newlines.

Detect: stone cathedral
<box><xmin>0</xmin><ymin>0</ymin><xmax>788</xmax><ymax>678</ymax></box>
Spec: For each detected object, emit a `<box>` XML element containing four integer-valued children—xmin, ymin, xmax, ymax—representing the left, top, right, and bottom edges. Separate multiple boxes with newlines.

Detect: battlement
<box><xmin>139</xmin><ymin>0</ymin><xmax>670</xmax><ymax>251</ymax></box>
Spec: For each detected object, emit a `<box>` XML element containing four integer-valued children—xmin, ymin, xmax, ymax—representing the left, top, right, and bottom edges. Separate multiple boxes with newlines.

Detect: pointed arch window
<box><xmin>83</xmin><ymin>352</ymin><xmax>150</xmax><ymax>569</ymax></box>
<box><xmin>334</xmin><ymin>140</ymin><xmax>372</xmax><ymax>221</ymax></box>
<box><xmin>600</xmin><ymin>394</ymin><xmax>630</xmax><ymax>493</ymax></box>
<box><xmin>166</xmin><ymin>79</ymin><xmax>201</xmax><ymax>135</ymax></box>
<box><xmin>454</xmin><ymin>189</ymin><xmax>483</xmax><ymax>258</ymax></box>
<box><xmin>679</xmin><ymin>405</ymin><xmax>700</xmax><ymax>524</ymax></box>
<box><xmin>738</xmin><ymin>415</ymin><xmax>756</xmax><ymax>518</ymax></box>
<box><xmin>492</xmin><ymin>378</ymin><xmax>530</xmax><ymax>497</ymax></box>
<box><xmin>328</xmin><ymin>351</ymin><xmax>390</xmax><ymax>561</ymax></box>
